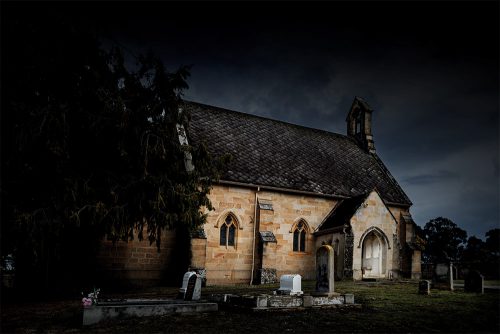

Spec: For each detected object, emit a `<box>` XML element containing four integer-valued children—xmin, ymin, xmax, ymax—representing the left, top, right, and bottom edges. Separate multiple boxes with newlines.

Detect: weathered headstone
<box><xmin>277</xmin><ymin>274</ymin><xmax>303</xmax><ymax>295</ymax></box>
<box><xmin>433</xmin><ymin>262</ymin><xmax>454</xmax><ymax>291</ymax></box>
<box><xmin>419</xmin><ymin>280</ymin><xmax>431</xmax><ymax>295</ymax></box>
<box><xmin>434</xmin><ymin>263</ymin><xmax>448</xmax><ymax>281</ymax></box>
<box><xmin>178</xmin><ymin>271</ymin><xmax>202</xmax><ymax>301</ymax></box>
<box><xmin>464</xmin><ymin>270</ymin><xmax>484</xmax><ymax>294</ymax></box>
<box><xmin>315</xmin><ymin>245</ymin><xmax>335</xmax><ymax>296</ymax></box>
<box><xmin>178</xmin><ymin>271</ymin><xmax>194</xmax><ymax>297</ymax></box>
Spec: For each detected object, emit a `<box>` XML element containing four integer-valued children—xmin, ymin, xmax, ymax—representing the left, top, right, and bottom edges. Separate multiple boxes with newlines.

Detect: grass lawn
<box><xmin>1</xmin><ymin>280</ymin><xmax>499</xmax><ymax>333</ymax></box>
<box><xmin>454</xmin><ymin>280</ymin><xmax>500</xmax><ymax>286</ymax></box>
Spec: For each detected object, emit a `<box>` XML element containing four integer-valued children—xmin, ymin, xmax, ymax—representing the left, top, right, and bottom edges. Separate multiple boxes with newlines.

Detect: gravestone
<box><xmin>433</xmin><ymin>262</ymin><xmax>454</xmax><ymax>291</ymax></box>
<box><xmin>434</xmin><ymin>263</ymin><xmax>448</xmax><ymax>281</ymax></box>
<box><xmin>178</xmin><ymin>271</ymin><xmax>202</xmax><ymax>301</ymax></box>
<box><xmin>315</xmin><ymin>245</ymin><xmax>335</xmax><ymax>296</ymax></box>
<box><xmin>464</xmin><ymin>270</ymin><xmax>484</xmax><ymax>294</ymax></box>
<box><xmin>277</xmin><ymin>274</ymin><xmax>303</xmax><ymax>296</ymax></box>
<box><xmin>419</xmin><ymin>280</ymin><xmax>431</xmax><ymax>295</ymax></box>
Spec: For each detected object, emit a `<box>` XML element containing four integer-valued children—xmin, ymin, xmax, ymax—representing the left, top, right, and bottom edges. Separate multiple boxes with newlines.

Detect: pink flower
<box><xmin>82</xmin><ymin>297</ymin><xmax>93</xmax><ymax>307</ymax></box>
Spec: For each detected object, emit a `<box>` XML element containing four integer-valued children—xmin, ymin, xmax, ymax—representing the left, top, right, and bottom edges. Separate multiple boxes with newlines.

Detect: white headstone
<box><xmin>278</xmin><ymin>274</ymin><xmax>303</xmax><ymax>296</ymax></box>
<box><xmin>179</xmin><ymin>271</ymin><xmax>196</xmax><ymax>295</ymax></box>
<box><xmin>179</xmin><ymin>271</ymin><xmax>202</xmax><ymax>300</ymax></box>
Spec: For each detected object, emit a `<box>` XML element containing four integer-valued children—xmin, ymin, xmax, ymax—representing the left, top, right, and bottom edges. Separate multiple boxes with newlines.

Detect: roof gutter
<box><xmin>218</xmin><ymin>179</ymin><xmax>350</xmax><ymax>200</ymax></box>
<box><xmin>217</xmin><ymin>180</ymin><xmax>411</xmax><ymax>207</ymax></box>
<box><xmin>313</xmin><ymin>225</ymin><xmax>346</xmax><ymax>236</ymax></box>
<box><xmin>383</xmin><ymin>201</ymin><xmax>411</xmax><ymax>208</ymax></box>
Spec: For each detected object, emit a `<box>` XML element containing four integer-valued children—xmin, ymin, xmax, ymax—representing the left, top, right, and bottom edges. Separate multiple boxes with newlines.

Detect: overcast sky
<box><xmin>22</xmin><ymin>2</ymin><xmax>500</xmax><ymax>239</ymax></box>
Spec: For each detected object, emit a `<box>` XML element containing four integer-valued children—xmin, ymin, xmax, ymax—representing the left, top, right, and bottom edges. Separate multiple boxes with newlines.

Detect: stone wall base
<box><xmin>209</xmin><ymin>293</ymin><xmax>356</xmax><ymax>309</ymax></box>
<box><xmin>259</xmin><ymin>268</ymin><xmax>278</xmax><ymax>284</ymax></box>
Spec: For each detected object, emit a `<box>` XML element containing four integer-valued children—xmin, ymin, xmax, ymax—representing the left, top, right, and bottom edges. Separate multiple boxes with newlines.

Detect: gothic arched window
<box><xmin>293</xmin><ymin>221</ymin><xmax>307</xmax><ymax>252</ymax></box>
<box><xmin>220</xmin><ymin>215</ymin><xmax>237</xmax><ymax>247</ymax></box>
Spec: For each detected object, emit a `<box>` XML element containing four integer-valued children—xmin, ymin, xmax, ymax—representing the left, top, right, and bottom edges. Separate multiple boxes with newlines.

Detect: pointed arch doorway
<box><xmin>360</xmin><ymin>228</ymin><xmax>388</xmax><ymax>278</ymax></box>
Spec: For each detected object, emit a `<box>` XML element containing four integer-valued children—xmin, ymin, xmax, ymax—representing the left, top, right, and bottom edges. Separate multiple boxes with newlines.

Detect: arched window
<box><xmin>220</xmin><ymin>215</ymin><xmax>237</xmax><ymax>247</ymax></box>
<box><xmin>293</xmin><ymin>221</ymin><xmax>307</xmax><ymax>252</ymax></box>
<box><xmin>355</xmin><ymin>117</ymin><xmax>361</xmax><ymax>134</ymax></box>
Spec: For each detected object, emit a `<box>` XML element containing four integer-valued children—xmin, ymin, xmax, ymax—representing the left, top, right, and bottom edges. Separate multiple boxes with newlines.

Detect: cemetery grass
<box><xmin>1</xmin><ymin>280</ymin><xmax>499</xmax><ymax>333</ymax></box>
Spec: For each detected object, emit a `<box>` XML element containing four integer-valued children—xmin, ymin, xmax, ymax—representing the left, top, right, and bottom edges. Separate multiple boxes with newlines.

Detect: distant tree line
<box><xmin>419</xmin><ymin>217</ymin><xmax>500</xmax><ymax>278</ymax></box>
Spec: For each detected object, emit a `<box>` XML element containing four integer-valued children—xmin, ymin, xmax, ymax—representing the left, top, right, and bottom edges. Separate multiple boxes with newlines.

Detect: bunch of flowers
<box><xmin>81</xmin><ymin>288</ymin><xmax>100</xmax><ymax>307</ymax></box>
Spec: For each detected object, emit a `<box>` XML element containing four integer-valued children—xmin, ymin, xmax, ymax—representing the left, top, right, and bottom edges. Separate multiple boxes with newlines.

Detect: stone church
<box><xmin>97</xmin><ymin>97</ymin><xmax>422</xmax><ymax>285</ymax></box>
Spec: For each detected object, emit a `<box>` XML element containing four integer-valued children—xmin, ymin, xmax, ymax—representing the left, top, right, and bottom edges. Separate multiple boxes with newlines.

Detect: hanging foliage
<box><xmin>2</xmin><ymin>7</ymin><xmax>228</xmax><ymax>293</ymax></box>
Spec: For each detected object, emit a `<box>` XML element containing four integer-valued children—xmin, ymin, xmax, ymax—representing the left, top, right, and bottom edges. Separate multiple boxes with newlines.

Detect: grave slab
<box><xmin>83</xmin><ymin>300</ymin><xmax>217</xmax><ymax>326</ymax></box>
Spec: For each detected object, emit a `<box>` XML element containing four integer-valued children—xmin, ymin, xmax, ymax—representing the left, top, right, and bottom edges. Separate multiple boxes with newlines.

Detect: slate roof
<box><xmin>316</xmin><ymin>194</ymin><xmax>369</xmax><ymax>232</ymax></box>
<box><xmin>183</xmin><ymin>101</ymin><xmax>412</xmax><ymax>206</ymax></box>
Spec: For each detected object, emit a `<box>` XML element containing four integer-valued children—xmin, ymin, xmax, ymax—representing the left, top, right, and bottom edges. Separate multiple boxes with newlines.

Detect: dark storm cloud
<box><xmin>403</xmin><ymin>171</ymin><xmax>460</xmax><ymax>186</ymax></box>
<box><xmin>52</xmin><ymin>2</ymin><xmax>499</xmax><ymax>239</ymax></box>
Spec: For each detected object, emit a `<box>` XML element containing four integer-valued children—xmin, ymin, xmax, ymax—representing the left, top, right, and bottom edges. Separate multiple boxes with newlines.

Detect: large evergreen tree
<box><xmin>1</xmin><ymin>5</ymin><xmax>227</xmax><ymax>295</ymax></box>
<box><xmin>422</xmin><ymin>217</ymin><xmax>467</xmax><ymax>263</ymax></box>
<box><xmin>462</xmin><ymin>231</ymin><xmax>500</xmax><ymax>278</ymax></box>
<box><xmin>485</xmin><ymin>228</ymin><xmax>500</xmax><ymax>256</ymax></box>
<box><xmin>462</xmin><ymin>236</ymin><xmax>486</xmax><ymax>264</ymax></box>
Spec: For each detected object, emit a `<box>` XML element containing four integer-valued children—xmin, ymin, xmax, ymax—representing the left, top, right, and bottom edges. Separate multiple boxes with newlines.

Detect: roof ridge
<box><xmin>182</xmin><ymin>99</ymin><xmax>352</xmax><ymax>141</ymax></box>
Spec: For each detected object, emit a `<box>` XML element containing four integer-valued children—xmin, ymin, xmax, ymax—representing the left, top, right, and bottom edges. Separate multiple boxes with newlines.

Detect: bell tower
<box><xmin>346</xmin><ymin>96</ymin><xmax>376</xmax><ymax>154</ymax></box>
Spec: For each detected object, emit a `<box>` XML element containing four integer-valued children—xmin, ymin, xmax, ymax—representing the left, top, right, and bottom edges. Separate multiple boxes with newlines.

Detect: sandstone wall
<box><xmin>315</xmin><ymin>231</ymin><xmax>345</xmax><ymax>279</ymax></box>
<box><xmin>96</xmin><ymin>185</ymin><xmax>418</xmax><ymax>287</ymax></box>
<box><xmin>96</xmin><ymin>229</ymin><xmax>176</xmax><ymax>287</ymax></box>
<box><xmin>202</xmin><ymin>185</ymin><xmax>337</xmax><ymax>284</ymax></box>
<box><xmin>412</xmin><ymin>250</ymin><xmax>422</xmax><ymax>279</ymax></box>
<box><xmin>350</xmin><ymin>191</ymin><xmax>398</xmax><ymax>280</ymax></box>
